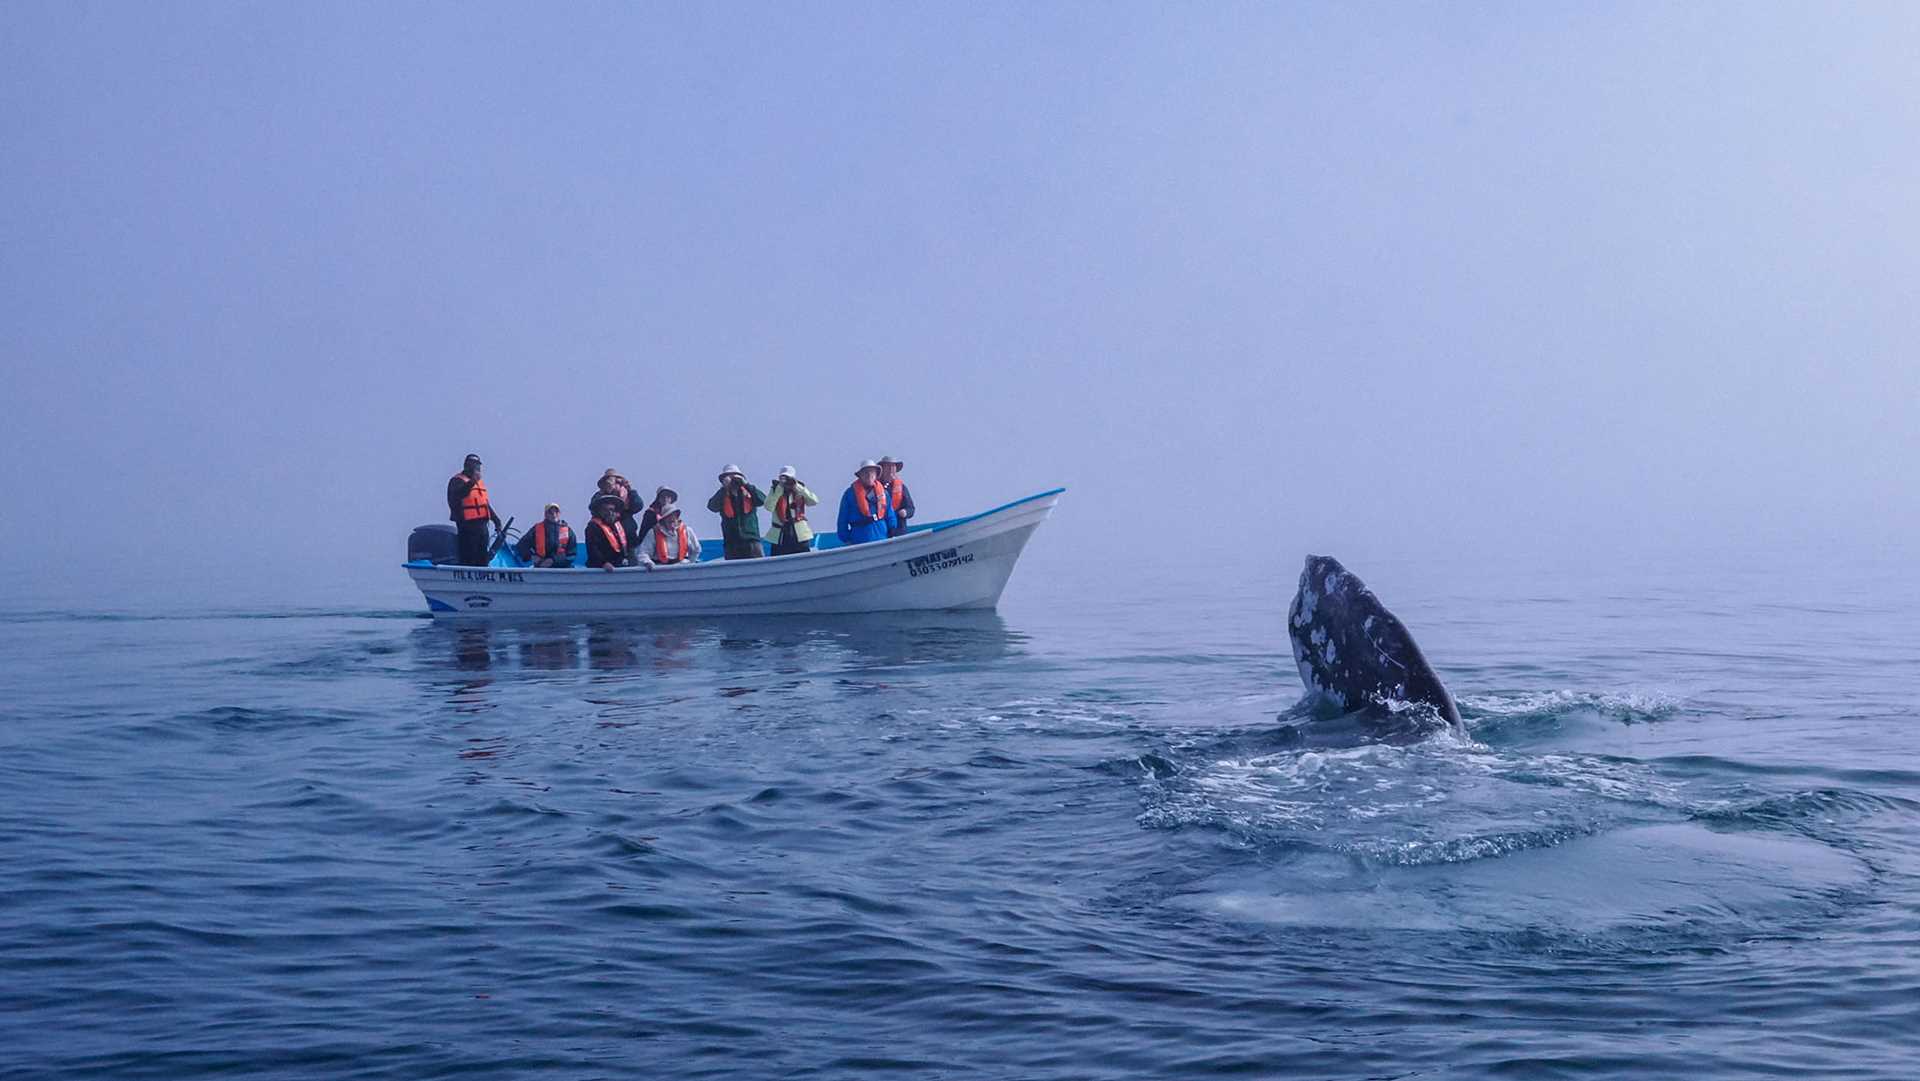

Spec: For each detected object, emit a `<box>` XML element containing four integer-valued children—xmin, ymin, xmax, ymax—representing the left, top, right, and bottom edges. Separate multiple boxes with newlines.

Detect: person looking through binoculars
<box><xmin>707</xmin><ymin>465</ymin><xmax>767</xmax><ymax>560</ymax></box>
<box><xmin>766</xmin><ymin>466</ymin><xmax>819</xmax><ymax>556</ymax></box>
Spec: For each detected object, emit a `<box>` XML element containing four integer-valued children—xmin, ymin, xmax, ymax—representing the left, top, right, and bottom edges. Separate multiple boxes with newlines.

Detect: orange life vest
<box><xmin>719</xmin><ymin>484</ymin><xmax>757</xmax><ymax>519</ymax></box>
<box><xmin>593</xmin><ymin>518</ymin><xmax>627</xmax><ymax>555</ymax></box>
<box><xmin>773</xmin><ymin>486</ymin><xmax>807</xmax><ymax>523</ymax></box>
<box><xmin>458</xmin><ymin>476</ymin><xmax>491</xmax><ymax>522</ymax></box>
<box><xmin>886</xmin><ymin>477</ymin><xmax>906</xmax><ymax>516</ymax></box>
<box><xmin>852</xmin><ymin>479</ymin><xmax>886</xmax><ymax>520</ymax></box>
<box><xmin>532</xmin><ymin>521</ymin><xmax>572</xmax><ymax>558</ymax></box>
<box><xmin>653</xmin><ymin>521</ymin><xmax>693</xmax><ymax>563</ymax></box>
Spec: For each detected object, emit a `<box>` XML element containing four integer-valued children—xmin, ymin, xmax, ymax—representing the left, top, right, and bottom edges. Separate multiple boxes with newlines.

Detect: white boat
<box><xmin>404</xmin><ymin>488</ymin><xmax>1064</xmax><ymax>618</ymax></box>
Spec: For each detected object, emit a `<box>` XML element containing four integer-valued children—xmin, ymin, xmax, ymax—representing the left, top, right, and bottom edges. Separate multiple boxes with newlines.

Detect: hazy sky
<box><xmin>2</xmin><ymin>3</ymin><xmax>1915</xmax><ymax>609</ymax></box>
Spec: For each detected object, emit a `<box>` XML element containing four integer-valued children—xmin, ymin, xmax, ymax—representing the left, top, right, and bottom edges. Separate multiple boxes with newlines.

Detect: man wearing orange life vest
<box><xmin>514</xmin><ymin>502</ymin><xmax>577</xmax><ymax>568</ymax></box>
<box><xmin>446</xmin><ymin>453</ymin><xmax>502</xmax><ymax>566</ymax></box>
<box><xmin>877</xmin><ymin>455</ymin><xmax>915</xmax><ymax>538</ymax></box>
<box><xmin>836</xmin><ymin>460</ymin><xmax>891</xmax><ymax>546</ymax></box>
<box><xmin>766</xmin><ymin>466</ymin><xmax>819</xmax><ymax>556</ymax></box>
<box><xmin>585</xmin><ymin>494</ymin><xmax>636</xmax><ymax>571</ymax></box>
<box><xmin>637</xmin><ymin>504</ymin><xmax>701</xmax><ymax>567</ymax></box>
<box><xmin>706</xmin><ymin>464</ymin><xmax>767</xmax><ymax>560</ymax></box>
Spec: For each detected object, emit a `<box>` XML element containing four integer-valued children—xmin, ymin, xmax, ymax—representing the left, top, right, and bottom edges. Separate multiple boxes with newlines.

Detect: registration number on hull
<box><xmin>450</xmin><ymin>570</ymin><xmax>525</xmax><ymax>583</ymax></box>
<box><xmin>906</xmin><ymin>547</ymin><xmax>974</xmax><ymax>578</ymax></box>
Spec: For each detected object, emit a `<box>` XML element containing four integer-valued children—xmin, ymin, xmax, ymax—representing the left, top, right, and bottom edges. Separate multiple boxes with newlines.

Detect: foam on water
<box><xmin>1186</xmin><ymin>822</ymin><xmax>1873</xmax><ymax>933</ymax></box>
<box><xmin>1137</xmin><ymin>676</ymin><xmax>1897</xmax><ymax>949</ymax></box>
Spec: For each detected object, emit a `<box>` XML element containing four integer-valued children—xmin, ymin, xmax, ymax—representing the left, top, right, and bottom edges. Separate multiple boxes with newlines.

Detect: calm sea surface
<box><xmin>3</xmin><ymin>545</ymin><xmax>1918</xmax><ymax>1079</ymax></box>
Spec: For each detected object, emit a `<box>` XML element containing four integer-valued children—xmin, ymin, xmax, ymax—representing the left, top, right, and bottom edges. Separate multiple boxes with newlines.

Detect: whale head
<box><xmin>1286</xmin><ymin>554</ymin><xmax>1462</xmax><ymax>735</ymax></box>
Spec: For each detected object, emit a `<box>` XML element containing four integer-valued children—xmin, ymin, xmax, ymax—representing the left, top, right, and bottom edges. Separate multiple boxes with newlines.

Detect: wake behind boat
<box><xmin>403</xmin><ymin>489</ymin><xmax>1063</xmax><ymax>618</ymax></box>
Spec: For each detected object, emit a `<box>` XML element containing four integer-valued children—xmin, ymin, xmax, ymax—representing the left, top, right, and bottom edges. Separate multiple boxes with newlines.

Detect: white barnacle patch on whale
<box><xmin>1293</xmin><ymin>586</ymin><xmax>1318</xmax><ymax>626</ymax></box>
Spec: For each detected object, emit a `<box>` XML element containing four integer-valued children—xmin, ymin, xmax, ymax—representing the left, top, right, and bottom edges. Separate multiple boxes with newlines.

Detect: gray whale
<box><xmin>1286</xmin><ymin>555</ymin><xmax>1463</xmax><ymax>735</ymax></box>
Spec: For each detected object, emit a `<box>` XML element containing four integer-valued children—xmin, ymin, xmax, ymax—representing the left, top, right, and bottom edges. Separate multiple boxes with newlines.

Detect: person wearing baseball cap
<box><xmin>446</xmin><ymin>453</ymin><xmax>502</xmax><ymax>566</ymax></box>
<box><xmin>836</xmin><ymin>460</ymin><xmax>891</xmax><ymax>546</ymax></box>
<box><xmin>514</xmin><ymin>502</ymin><xmax>576</xmax><ymax>568</ymax></box>
<box><xmin>706</xmin><ymin>464</ymin><xmax>767</xmax><ymax>560</ymax></box>
<box><xmin>877</xmin><ymin>455</ymin><xmax>915</xmax><ymax>538</ymax></box>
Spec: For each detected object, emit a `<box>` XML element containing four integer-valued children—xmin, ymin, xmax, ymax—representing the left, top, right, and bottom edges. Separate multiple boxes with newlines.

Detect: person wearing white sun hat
<box><xmin>637</xmin><ymin>503</ymin><xmax>700</xmax><ymax>567</ymax></box>
<box><xmin>877</xmin><ymin>455</ymin><xmax>914</xmax><ymax>538</ymax></box>
<box><xmin>706</xmin><ymin>464</ymin><xmax>766</xmax><ymax>560</ymax></box>
<box><xmin>836</xmin><ymin>459</ymin><xmax>891</xmax><ymax>546</ymax></box>
<box><xmin>766</xmin><ymin>465</ymin><xmax>819</xmax><ymax>556</ymax></box>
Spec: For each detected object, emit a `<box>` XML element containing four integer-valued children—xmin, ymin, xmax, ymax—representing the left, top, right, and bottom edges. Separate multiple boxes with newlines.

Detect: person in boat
<box><xmin>593</xmin><ymin>469</ymin><xmax>644</xmax><ymax>543</ymax></box>
<box><xmin>638</xmin><ymin>486</ymin><xmax>677</xmax><ymax>542</ymax></box>
<box><xmin>836</xmin><ymin>460</ymin><xmax>891</xmax><ymax>546</ymax></box>
<box><xmin>514</xmin><ymin>502</ymin><xmax>576</xmax><ymax>568</ymax></box>
<box><xmin>877</xmin><ymin>455</ymin><xmax>915</xmax><ymax>538</ymax></box>
<box><xmin>638</xmin><ymin>503</ymin><xmax>701</xmax><ymax>567</ymax></box>
<box><xmin>447</xmin><ymin>453</ymin><xmax>502</xmax><ymax>566</ymax></box>
<box><xmin>766</xmin><ymin>466</ymin><xmax>818</xmax><ymax>556</ymax></box>
<box><xmin>585</xmin><ymin>493</ymin><xmax>636</xmax><ymax>571</ymax></box>
<box><xmin>706</xmin><ymin>465</ymin><xmax>766</xmax><ymax>560</ymax></box>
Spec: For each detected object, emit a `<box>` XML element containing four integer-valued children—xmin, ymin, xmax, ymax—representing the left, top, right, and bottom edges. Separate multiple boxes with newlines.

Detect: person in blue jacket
<box><xmin>836</xmin><ymin>460</ymin><xmax>892</xmax><ymax>546</ymax></box>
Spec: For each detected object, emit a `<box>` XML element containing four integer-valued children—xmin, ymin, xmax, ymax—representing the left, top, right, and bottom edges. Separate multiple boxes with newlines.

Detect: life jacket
<box><xmin>592</xmin><ymin>518</ymin><xmax>627</xmax><ymax>555</ymax></box>
<box><xmin>653</xmin><ymin>521</ymin><xmax>693</xmax><ymax>563</ymax></box>
<box><xmin>719</xmin><ymin>484</ymin><xmax>758</xmax><ymax>520</ymax></box>
<box><xmin>885</xmin><ymin>477</ymin><xmax>906</xmax><ymax>517</ymax></box>
<box><xmin>458</xmin><ymin>476</ymin><xmax>491</xmax><ymax>522</ymax></box>
<box><xmin>773</xmin><ymin>485</ymin><xmax>807</xmax><ymax>524</ymax></box>
<box><xmin>532</xmin><ymin>521</ymin><xmax>572</xmax><ymax>558</ymax></box>
<box><xmin>852</xmin><ymin>479</ymin><xmax>887</xmax><ymax>520</ymax></box>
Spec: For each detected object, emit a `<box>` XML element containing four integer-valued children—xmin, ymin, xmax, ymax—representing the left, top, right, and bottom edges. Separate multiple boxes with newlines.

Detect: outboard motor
<box><xmin>407</xmin><ymin>523</ymin><xmax>458</xmax><ymax>564</ymax></box>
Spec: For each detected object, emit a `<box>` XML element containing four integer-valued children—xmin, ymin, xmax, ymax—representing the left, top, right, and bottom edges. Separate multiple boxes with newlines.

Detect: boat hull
<box><xmin>406</xmin><ymin>490</ymin><xmax>1060</xmax><ymax>619</ymax></box>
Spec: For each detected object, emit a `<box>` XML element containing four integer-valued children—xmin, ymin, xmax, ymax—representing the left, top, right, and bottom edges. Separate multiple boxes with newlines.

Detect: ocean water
<box><xmin>3</xmin><ymin>544</ymin><xmax>1918</xmax><ymax>1079</ymax></box>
